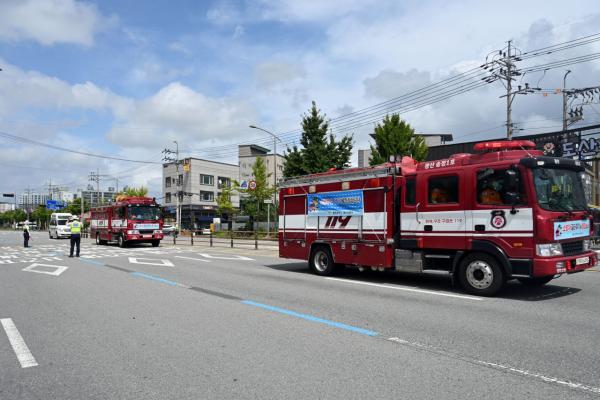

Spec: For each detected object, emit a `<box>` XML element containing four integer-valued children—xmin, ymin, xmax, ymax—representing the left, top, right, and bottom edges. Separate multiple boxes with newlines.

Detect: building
<box><xmin>238</xmin><ymin>144</ymin><xmax>285</xmax><ymax>187</ymax></box>
<box><xmin>357</xmin><ymin>134</ymin><xmax>453</xmax><ymax>167</ymax></box>
<box><xmin>0</xmin><ymin>202</ymin><xmax>15</xmax><ymax>212</ymax></box>
<box><xmin>18</xmin><ymin>192</ymin><xmax>49</xmax><ymax>211</ymax></box>
<box><xmin>77</xmin><ymin>187</ymin><xmax>118</xmax><ymax>207</ymax></box>
<box><xmin>162</xmin><ymin>157</ymin><xmax>240</xmax><ymax>229</ymax></box>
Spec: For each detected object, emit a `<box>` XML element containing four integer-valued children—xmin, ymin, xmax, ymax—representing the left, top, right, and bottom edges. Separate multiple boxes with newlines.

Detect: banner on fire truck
<box><xmin>307</xmin><ymin>190</ymin><xmax>364</xmax><ymax>216</ymax></box>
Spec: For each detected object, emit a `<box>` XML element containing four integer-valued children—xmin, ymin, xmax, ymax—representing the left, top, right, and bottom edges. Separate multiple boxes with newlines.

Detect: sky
<box><xmin>1</xmin><ymin>0</ymin><xmax>600</xmax><ymax>199</ymax></box>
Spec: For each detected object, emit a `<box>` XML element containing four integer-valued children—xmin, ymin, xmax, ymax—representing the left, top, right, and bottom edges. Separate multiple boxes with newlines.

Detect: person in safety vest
<box><xmin>68</xmin><ymin>216</ymin><xmax>82</xmax><ymax>257</ymax></box>
<box><xmin>23</xmin><ymin>221</ymin><xmax>30</xmax><ymax>248</ymax></box>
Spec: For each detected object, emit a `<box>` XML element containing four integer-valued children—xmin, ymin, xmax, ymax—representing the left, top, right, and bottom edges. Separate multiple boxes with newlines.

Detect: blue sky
<box><xmin>1</xmin><ymin>0</ymin><xmax>600</xmax><ymax>198</ymax></box>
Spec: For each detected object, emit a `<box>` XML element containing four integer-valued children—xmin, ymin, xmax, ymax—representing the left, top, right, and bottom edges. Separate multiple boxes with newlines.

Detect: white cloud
<box><xmin>106</xmin><ymin>82</ymin><xmax>258</xmax><ymax>149</ymax></box>
<box><xmin>254</xmin><ymin>62</ymin><xmax>306</xmax><ymax>90</ymax></box>
<box><xmin>363</xmin><ymin>69</ymin><xmax>431</xmax><ymax>100</ymax></box>
<box><xmin>0</xmin><ymin>59</ymin><xmax>131</xmax><ymax>122</ymax></box>
<box><xmin>0</xmin><ymin>0</ymin><xmax>114</xmax><ymax>46</ymax></box>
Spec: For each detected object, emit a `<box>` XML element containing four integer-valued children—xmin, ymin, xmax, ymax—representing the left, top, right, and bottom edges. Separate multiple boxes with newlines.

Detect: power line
<box><xmin>0</xmin><ymin>130</ymin><xmax>161</xmax><ymax>164</ymax></box>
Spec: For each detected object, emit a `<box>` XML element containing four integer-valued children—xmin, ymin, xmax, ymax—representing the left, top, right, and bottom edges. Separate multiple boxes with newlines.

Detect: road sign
<box><xmin>46</xmin><ymin>200</ymin><xmax>66</xmax><ymax>210</ymax></box>
<box><xmin>249</xmin><ymin>181</ymin><xmax>257</xmax><ymax>190</ymax></box>
<box><xmin>264</xmin><ymin>199</ymin><xmax>273</xmax><ymax>204</ymax></box>
<box><xmin>240</xmin><ymin>180</ymin><xmax>248</xmax><ymax>190</ymax></box>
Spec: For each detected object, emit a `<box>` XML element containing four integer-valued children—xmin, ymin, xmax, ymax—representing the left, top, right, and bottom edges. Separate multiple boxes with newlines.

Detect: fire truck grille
<box><xmin>562</xmin><ymin>241</ymin><xmax>584</xmax><ymax>256</ymax></box>
<box><xmin>139</xmin><ymin>229</ymin><xmax>154</xmax><ymax>235</ymax></box>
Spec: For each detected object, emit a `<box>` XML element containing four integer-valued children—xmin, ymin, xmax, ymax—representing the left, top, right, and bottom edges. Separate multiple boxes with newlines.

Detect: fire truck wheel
<box><xmin>151</xmin><ymin>240</ymin><xmax>160</xmax><ymax>247</ymax></box>
<box><xmin>309</xmin><ymin>246</ymin><xmax>338</xmax><ymax>276</ymax></box>
<box><xmin>96</xmin><ymin>233</ymin><xmax>107</xmax><ymax>245</ymax></box>
<box><xmin>517</xmin><ymin>276</ymin><xmax>553</xmax><ymax>287</ymax></box>
<box><xmin>118</xmin><ymin>234</ymin><xmax>127</xmax><ymax>248</ymax></box>
<box><xmin>458</xmin><ymin>253</ymin><xmax>504</xmax><ymax>296</ymax></box>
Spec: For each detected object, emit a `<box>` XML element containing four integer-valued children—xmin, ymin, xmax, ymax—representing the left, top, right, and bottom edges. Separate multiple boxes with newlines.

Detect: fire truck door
<box><xmin>418</xmin><ymin>173</ymin><xmax>467</xmax><ymax>249</ymax></box>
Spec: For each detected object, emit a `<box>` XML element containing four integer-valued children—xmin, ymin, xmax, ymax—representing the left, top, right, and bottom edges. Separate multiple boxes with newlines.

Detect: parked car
<box><xmin>162</xmin><ymin>225</ymin><xmax>178</xmax><ymax>235</ymax></box>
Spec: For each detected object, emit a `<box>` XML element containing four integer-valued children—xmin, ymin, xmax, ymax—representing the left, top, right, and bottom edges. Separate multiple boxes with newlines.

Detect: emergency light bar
<box><xmin>473</xmin><ymin>140</ymin><xmax>536</xmax><ymax>152</ymax></box>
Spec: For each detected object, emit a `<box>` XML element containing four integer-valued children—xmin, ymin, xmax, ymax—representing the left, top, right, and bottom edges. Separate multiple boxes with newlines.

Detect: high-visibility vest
<box><xmin>70</xmin><ymin>221</ymin><xmax>82</xmax><ymax>234</ymax></box>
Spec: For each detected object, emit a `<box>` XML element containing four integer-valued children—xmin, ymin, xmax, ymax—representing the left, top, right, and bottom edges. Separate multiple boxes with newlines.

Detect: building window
<box><xmin>428</xmin><ymin>176</ymin><xmax>459</xmax><ymax>204</ymax></box>
<box><xmin>165</xmin><ymin>177</ymin><xmax>171</xmax><ymax>188</ymax></box>
<box><xmin>178</xmin><ymin>174</ymin><xmax>183</xmax><ymax>186</ymax></box>
<box><xmin>217</xmin><ymin>177</ymin><xmax>231</xmax><ymax>189</ymax></box>
<box><xmin>200</xmin><ymin>174</ymin><xmax>214</xmax><ymax>186</ymax></box>
<box><xmin>165</xmin><ymin>193</ymin><xmax>171</xmax><ymax>203</ymax></box>
<box><xmin>405</xmin><ymin>177</ymin><xmax>416</xmax><ymax>205</ymax></box>
<box><xmin>200</xmin><ymin>191</ymin><xmax>214</xmax><ymax>202</ymax></box>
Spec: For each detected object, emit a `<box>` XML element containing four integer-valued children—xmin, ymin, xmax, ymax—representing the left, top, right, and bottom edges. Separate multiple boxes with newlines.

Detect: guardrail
<box><xmin>168</xmin><ymin>230</ymin><xmax>278</xmax><ymax>250</ymax></box>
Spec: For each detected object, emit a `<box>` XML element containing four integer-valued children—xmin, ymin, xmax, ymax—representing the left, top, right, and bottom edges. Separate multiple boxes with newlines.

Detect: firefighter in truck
<box><xmin>278</xmin><ymin>140</ymin><xmax>597</xmax><ymax>296</ymax></box>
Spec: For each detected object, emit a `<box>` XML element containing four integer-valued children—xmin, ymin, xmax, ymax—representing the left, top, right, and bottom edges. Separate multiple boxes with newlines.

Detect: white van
<box><xmin>49</xmin><ymin>213</ymin><xmax>72</xmax><ymax>239</ymax></box>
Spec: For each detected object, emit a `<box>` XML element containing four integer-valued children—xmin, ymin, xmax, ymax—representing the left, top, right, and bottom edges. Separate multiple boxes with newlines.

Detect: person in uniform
<box><xmin>68</xmin><ymin>216</ymin><xmax>82</xmax><ymax>257</ymax></box>
<box><xmin>23</xmin><ymin>221</ymin><xmax>30</xmax><ymax>248</ymax></box>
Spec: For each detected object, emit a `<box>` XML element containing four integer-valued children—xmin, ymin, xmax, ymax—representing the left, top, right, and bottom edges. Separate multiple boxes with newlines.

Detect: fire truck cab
<box><xmin>278</xmin><ymin>140</ymin><xmax>597</xmax><ymax>296</ymax></box>
<box><xmin>91</xmin><ymin>196</ymin><xmax>164</xmax><ymax>247</ymax></box>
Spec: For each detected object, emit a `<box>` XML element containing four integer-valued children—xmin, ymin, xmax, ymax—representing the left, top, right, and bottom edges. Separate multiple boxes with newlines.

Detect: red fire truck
<box><xmin>91</xmin><ymin>196</ymin><xmax>164</xmax><ymax>247</ymax></box>
<box><xmin>278</xmin><ymin>140</ymin><xmax>597</xmax><ymax>296</ymax></box>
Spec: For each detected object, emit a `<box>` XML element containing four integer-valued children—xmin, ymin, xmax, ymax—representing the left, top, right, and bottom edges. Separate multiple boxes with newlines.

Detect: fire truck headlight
<box><xmin>536</xmin><ymin>243</ymin><xmax>563</xmax><ymax>257</ymax></box>
<box><xmin>127</xmin><ymin>230</ymin><xmax>139</xmax><ymax>235</ymax></box>
<box><xmin>583</xmin><ymin>239</ymin><xmax>591</xmax><ymax>251</ymax></box>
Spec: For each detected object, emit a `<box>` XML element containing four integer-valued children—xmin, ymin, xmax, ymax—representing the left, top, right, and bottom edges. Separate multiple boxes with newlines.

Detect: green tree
<box><xmin>283</xmin><ymin>101</ymin><xmax>353</xmax><ymax>177</ymax></box>
<box><xmin>119</xmin><ymin>186</ymin><xmax>149</xmax><ymax>197</ymax></box>
<box><xmin>216</xmin><ymin>183</ymin><xmax>237</xmax><ymax>228</ymax></box>
<box><xmin>369</xmin><ymin>114</ymin><xmax>428</xmax><ymax>165</ymax></box>
<box><xmin>239</xmin><ymin>157</ymin><xmax>277</xmax><ymax>223</ymax></box>
<box><xmin>31</xmin><ymin>205</ymin><xmax>52</xmax><ymax>229</ymax></box>
<box><xmin>65</xmin><ymin>198</ymin><xmax>90</xmax><ymax>216</ymax></box>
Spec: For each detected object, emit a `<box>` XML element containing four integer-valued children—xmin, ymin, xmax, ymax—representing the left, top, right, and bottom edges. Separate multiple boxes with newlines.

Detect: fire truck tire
<box><xmin>458</xmin><ymin>253</ymin><xmax>504</xmax><ymax>296</ymax></box>
<box><xmin>517</xmin><ymin>276</ymin><xmax>553</xmax><ymax>286</ymax></box>
<box><xmin>151</xmin><ymin>240</ymin><xmax>160</xmax><ymax>247</ymax></box>
<box><xmin>309</xmin><ymin>246</ymin><xmax>338</xmax><ymax>276</ymax></box>
<box><xmin>96</xmin><ymin>233</ymin><xmax>107</xmax><ymax>245</ymax></box>
<box><xmin>118</xmin><ymin>234</ymin><xmax>127</xmax><ymax>248</ymax></box>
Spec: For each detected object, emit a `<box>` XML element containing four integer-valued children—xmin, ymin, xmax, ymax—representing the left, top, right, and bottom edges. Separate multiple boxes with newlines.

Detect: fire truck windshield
<box><xmin>533</xmin><ymin>168</ymin><xmax>587</xmax><ymax>212</ymax></box>
<box><xmin>128</xmin><ymin>206</ymin><xmax>161</xmax><ymax>221</ymax></box>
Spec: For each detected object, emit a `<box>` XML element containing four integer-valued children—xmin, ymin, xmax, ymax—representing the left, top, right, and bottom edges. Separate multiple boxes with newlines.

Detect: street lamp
<box><xmin>249</xmin><ymin>125</ymin><xmax>282</xmax><ymax>235</ymax></box>
<box><xmin>563</xmin><ymin>70</ymin><xmax>572</xmax><ymax>131</ymax></box>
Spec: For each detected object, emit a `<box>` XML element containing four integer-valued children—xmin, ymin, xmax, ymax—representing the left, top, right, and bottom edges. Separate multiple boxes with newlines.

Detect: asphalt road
<box><xmin>1</xmin><ymin>230</ymin><xmax>600</xmax><ymax>399</ymax></box>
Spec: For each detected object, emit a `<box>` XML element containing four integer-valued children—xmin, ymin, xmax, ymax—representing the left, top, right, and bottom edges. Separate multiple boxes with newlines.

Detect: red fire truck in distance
<box><xmin>278</xmin><ymin>140</ymin><xmax>597</xmax><ymax>296</ymax></box>
<box><xmin>91</xmin><ymin>196</ymin><xmax>164</xmax><ymax>247</ymax></box>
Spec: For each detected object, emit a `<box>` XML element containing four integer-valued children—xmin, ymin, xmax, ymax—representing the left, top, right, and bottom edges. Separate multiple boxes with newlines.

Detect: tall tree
<box><xmin>369</xmin><ymin>114</ymin><xmax>428</xmax><ymax>165</ymax></box>
<box><xmin>283</xmin><ymin>101</ymin><xmax>353</xmax><ymax>178</ymax></box>
<box><xmin>239</xmin><ymin>157</ymin><xmax>277</xmax><ymax>221</ymax></box>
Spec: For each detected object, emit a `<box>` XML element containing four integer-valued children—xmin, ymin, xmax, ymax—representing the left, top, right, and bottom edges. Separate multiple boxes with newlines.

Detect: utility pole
<box><xmin>506</xmin><ymin>40</ymin><xmax>513</xmax><ymax>139</ymax></box>
<box><xmin>162</xmin><ymin>142</ymin><xmax>180</xmax><ymax>231</ymax></box>
<box><xmin>563</xmin><ymin>70</ymin><xmax>572</xmax><ymax>131</ymax></box>
<box><xmin>482</xmin><ymin>39</ymin><xmax>538</xmax><ymax>139</ymax></box>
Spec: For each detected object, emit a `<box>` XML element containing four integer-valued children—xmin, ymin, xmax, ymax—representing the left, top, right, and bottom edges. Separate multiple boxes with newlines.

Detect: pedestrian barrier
<box><xmin>165</xmin><ymin>230</ymin><xmax>278</xmax><ymax>250</ymax></box>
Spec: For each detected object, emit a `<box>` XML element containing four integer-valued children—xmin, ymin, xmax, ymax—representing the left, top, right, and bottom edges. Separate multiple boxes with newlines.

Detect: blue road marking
<box><xmin>241</xmin><ymin>300</ymin><xmax>379</xmax><ymax>337</ymax></box>
<box><xmin>78</xmin><ymin>258</ymin><xmax>105</xmax><ymax>267</ymax></box>
<box><xmin>131</xmin><ymin>272</ymin><xmax>180</xmax><ymax>286</ymax></box>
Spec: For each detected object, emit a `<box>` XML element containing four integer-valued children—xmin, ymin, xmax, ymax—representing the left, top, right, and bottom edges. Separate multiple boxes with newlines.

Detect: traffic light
<box><xmin>2</xmin><ymin>193</ymin><xmax>15</xmax><ymax>198</ymax></box>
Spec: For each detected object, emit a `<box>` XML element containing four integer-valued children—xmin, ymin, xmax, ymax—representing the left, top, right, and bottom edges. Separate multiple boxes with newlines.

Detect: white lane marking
<box><xmin>174</xmin><ymin>256</ymin><xmax>210</xmax><ymax>263</ymax></box>
<box><xmin>1</xmin><ymin>318</ymin><xmax>38</xmax><ymax>368</ymax></box>
<box><xmin>476</xmin><ymin>360</ymin><xmax>600</xmax><ymax>395</ymax></box>
<box><xmin>325</xmin><ymin>277</ymin><xmax>482</xmax><ymax>301</ymax></box>
<box><xmin>128</xmin><ymin>257</ymin><xmax>174</xmax><ymax>267</ymax></box>
<box><xmin>386</xmin><ymin>337</ymin><xmax>600</xmax><ymax>395</ymax></box>
<box><xmin>197</xmin><ymin>253</ymin><xmax>254</xmax><ymax>261</ymax></box>
<box><xmin>22</xmin><ymin>263</ymin><xmax>68</xmax><ymax>277</ymax></box>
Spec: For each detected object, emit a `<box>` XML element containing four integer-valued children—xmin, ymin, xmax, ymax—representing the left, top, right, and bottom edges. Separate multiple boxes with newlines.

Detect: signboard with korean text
<box><xmin>553</xmin><ymin>220</ymin><xmax>590</xmax><ymax>240</ymax></box>
<box><xmin>307</xmin><ymin>190</ymin><xmax>364</xmax><ymax>217</ymax></box>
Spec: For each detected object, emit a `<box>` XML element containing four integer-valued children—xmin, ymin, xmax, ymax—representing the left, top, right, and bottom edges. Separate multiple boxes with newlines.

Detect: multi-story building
<box><xmin>76</xmin><ymin>186</ymin><xmax>118</xmax><ymax>207</ymax></box>
<box><xmin>18</xmin><ymin>192</ymin><xmax>50</xmax><ymax>211</ymax></box>
<box><xmin>0</xmin><ymin>203</ymin><xmax>15</xmax><ymax>213</ymax></box>
<box><xmin>238</xmin><ymin>144</ymin><xmax>285</xmax><ymax>187</ymax></box>
<box><xmin>162</xmin><ymin>158</ymin><xmax>240</xmax><ymax>229</ymax></box>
